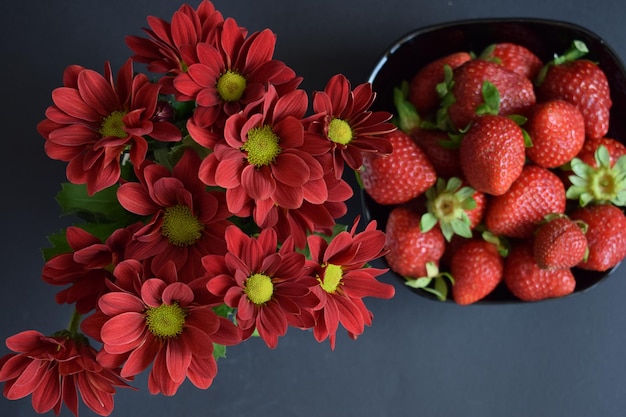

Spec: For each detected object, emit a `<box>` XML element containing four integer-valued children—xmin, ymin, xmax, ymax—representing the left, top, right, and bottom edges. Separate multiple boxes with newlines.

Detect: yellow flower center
<box><xmin>241</xmin><ymin>125</ymin><xmax>282</xmax><ymax>167</ymax></box>
<box><xmin>161</xmin><ymin>204</ymin><xmax>204</xmax><ymax>247</ymax></box>
<box><xmin>145</xmin><ymin>303</ymin><xmax>187</xmax><ymax>338</ymax></box>
<box><xmin>244</xmin><ymin>273</ymin><xmax>274</xmax><ymax>305</ymax></box>
<box><xmin>319</xmin><ymin>263</ymin><xmax>343</xmax><ymax>294</ymax></box>
<box><xmin>327</xmin><ymin>118</ymin><xmax>353</xmax><ymax>145</ymax></box>
<box><xmin>100</xmin><ymin>111</ymin><xmax>128</xmax><ymax>138</ymax></box>
<box><xmin>216</xmin><ymin>70</ymin><xmax>247</xmax><ymax>102</ymax></box>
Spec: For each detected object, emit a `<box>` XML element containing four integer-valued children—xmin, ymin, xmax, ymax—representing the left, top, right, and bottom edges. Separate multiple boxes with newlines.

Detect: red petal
<box><xmin>99</xmin><ymin>292</ymin><xmax>145</xmax><ymax>316</ymax></box>
<box><xmin>101</xmin><ymin>312</ymin><xmax>146</xmax><ymax>347</ymax></box>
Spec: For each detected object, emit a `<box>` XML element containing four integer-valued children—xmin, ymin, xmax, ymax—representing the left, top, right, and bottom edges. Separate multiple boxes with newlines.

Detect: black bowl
<box><xmin>364</xmin><ymin>18</ymin><xmax>626</xmax><ymax>303</ymax></box>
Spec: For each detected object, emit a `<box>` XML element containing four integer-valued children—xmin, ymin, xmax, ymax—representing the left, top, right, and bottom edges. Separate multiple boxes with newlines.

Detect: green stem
<box><xmin>67</xmin><ymin>309</ymin><xmax>82</xmax><ymax>336</ymax></box>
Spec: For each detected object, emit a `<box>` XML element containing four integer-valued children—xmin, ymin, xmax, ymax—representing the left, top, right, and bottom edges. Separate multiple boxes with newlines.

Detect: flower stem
<box><xmin>67</xmin><ymin>309</ymin><xmax>82</xmax><ymax>336</ymax></box>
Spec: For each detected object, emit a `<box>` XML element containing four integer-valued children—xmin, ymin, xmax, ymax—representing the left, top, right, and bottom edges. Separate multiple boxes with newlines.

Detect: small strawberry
<box><xmin>566</xmin><ymin>144</ymin><xmax>626</xmax><ymax>207</ymax></box>
<box><xmin>532</xmin><ymin>214</ymin><xmax>588</xmax><ymax>270</ymax></box>
<box><xmin>459</xmin><ymin>114</ymin><xmax>526</xmax><ymax>196</ymax></box>
<box><xmin>536</xmin><ymin>40</ymin><xmax>612</xmax><ymax>139</ymax></box>
<box><xmin>450</xmin><ymin>238</ymin><xmax>504</xmax><ymax>305</ymax></box>
<box><xmin>360</xmin><ymin>130</ymin><xmax>437</xmax><ymax>205</ymax></box>
<box><xmin>445</xmin><ymin>59</ymin><xmax>536</xmax><ymax>130</ymax></box>
<box><xmin>384</xmin><ymin>205</ymin><xmax>446</xmax><ymax>278</ymax></box>
<box><xmin>569</xmin><ymin>203</ymin><xmax>626</xmax><ymax>271</ymax></box>
<box><xmin>525</xmin><ymin>99</ymin><xmax>586</xmax><ymax>168</ymax></box>
<box><xmin>480</xmin><ymin>42</ymin><xmax>543</xmax><ymax>80</ymax></box>
<box><xmin>420</xmin><ymin>177</ymin><xmax>486</xmax><ymax>241</ymax></box>
<box><xmin>485</xmin><ymin>165</ymin><xmax>566</xmax><ymax>238</ymax></box>
<box><xmin>504</xmin><ymin>241</ymin><xmax>576</xmax><ymax>302</ymax></box>
<box><xmin>411</xmin><ymin>127</ymin><xmax>463</xmax><ymax>178</ymax></box>
<box><xmin>409</xmin><ymin>51</ymin><xmax>472</xmax><ymax>116</ymax></box>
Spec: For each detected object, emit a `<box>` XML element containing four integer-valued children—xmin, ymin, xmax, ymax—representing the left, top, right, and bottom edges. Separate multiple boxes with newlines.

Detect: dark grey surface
<box><xmin>1</xmin><ymin>1</ymin><xmax>625</xmax><ymax>416</ymax></box>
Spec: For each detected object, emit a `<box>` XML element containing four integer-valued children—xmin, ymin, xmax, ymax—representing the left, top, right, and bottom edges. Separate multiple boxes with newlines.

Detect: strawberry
<box><xmin>525</xmin><ymin>99</ymin><xmax>586</xmax><ymax>168</ymax></box>
<box><xmin>409</xmin><ymin>51</ymin><xmax>472</xmax><ymax>116</ymax></box>
<box><xmin>384</xmin><ymin>205</ymin><xmax>446</xmax><ymax>278</ymax></box>
<box><xmin>450</xmin><ymin>238</ymin><xmax>504</xmax><ymax>305</ymax></box>
<box><xmin>569</xmin><ymin>203</ymin><xmax>626</xmax><ymax>271</ymax></box>
<box><xmin>480</xmin><ymin>42</ymin><xmax>543</xmax><ymax>80</ymax></box>
<box><xmin>360</xmin><ymin>130</ymin><xmax>437</xmax><ymax>205</ymax></box>
<box><xmin>485</xmin><ymin>165</ymin><xmax>566</xmax><ymax>238</ymax></box>
<box><xmin>411</xmin><ymin>127</ymin><xmax>463</xmax><ymax>178</ymax></box>
<box><xmin>459</xmin><ymin>114</ymin><xmax>526</xmax><ymax>196</ymax></box>
<box><xmin>577</xmin><ymin>136</ymin><xmax>626</xmax><ymax>167</ymax></box>
<box><xmin>420</xmin><ymin>177</ymin><xmax>486</xmax><ymax>241</ymax></box>
<box><xmin>445</xmin><ymin>59</ymin><xmax>536</xmax><ymax>130</ymax></box>
<box><xmin>532</xmin><ymin>214</ymin><xmax>588</xmax><ymax>269</ymax></box>
<box><xmin>536</xmin><ymin>41</ymin><xmax>612</xmax><ymax>139</ymax></box>
<box><xmin>504</xmin><ymin>241</ymin><xmax>576</xmax><ymax>301</ymax></box>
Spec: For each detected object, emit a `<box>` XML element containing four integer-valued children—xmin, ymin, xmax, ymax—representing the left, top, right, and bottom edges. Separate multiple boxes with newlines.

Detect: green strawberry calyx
<box><xmin>420</xmin><ymin>177</ymin><xmax>476</xmax><ymax>241</ymax></box>
<box><xmin>566</xmin><ymin>145</ymin><xmax>626</xmax><ymax>207</ymax></box>
<box><xmin>404</xmin><ymin>261</ymin><xmax>454</xmax><ymax>301</ymax></box>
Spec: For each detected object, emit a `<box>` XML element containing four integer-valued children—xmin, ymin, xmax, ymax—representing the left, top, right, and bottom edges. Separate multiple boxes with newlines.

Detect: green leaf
<box><xmin>405</xmin><ymin>277</ymin><xmax>432</xmax><ymax>289</ymax></box>
<box><xmin>420</xmin><ymin>212</ymin><xmax>438</xmax><ymax>232</ymax></box>
<box><xmin>41</xmin><ymin>229</ymin><xmax>71</xmax><ymax>261</ymax></box>
<box><xmin>56</xmin><ymin>183</ymin><xmax>133</xmax><ymax>224</ymax></box>
<box><xmin>475</xmin><ymin>80</ymin><xmax>500</xmax><ymax>116</ymax></box>
<box><xmin>213</xmin><ymin>343</ymin><xmax>227</xmax><ymax>360</ymax></box>
<box><xmin>450</xmin><ymin>218</ymin><xmax>473</xmax><ymax>238</ymax></box>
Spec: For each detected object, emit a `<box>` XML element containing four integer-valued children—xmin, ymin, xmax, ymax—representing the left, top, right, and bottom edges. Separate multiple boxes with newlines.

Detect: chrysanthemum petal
<box><xmin>99</xmin><ymin>292</ymin><xmax>145</xmax><ymax>316</ymax></box>
<box><xmin>101</xmin><ymin>312</ymin><xmax>146</xmax><ymax>347</ymax></box>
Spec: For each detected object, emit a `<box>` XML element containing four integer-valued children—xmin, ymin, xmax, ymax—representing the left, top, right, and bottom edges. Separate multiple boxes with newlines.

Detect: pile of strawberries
<box><xmin>360</xmin><ymin>40</ymin><xmax>626</xmax><ymax>304</ymax></box>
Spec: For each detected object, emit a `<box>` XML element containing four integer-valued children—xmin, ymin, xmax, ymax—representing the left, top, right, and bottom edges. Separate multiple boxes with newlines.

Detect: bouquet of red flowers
<box><xmin>0</xmin><ymin>2</ymin><xmax>396</xmax><ymax>415</ymax></box>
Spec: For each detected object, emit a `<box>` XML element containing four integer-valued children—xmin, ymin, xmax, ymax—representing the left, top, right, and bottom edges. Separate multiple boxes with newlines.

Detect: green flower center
<box><xmin>327</xmin><ymin>118</ymin><xmax>353</xmax><ymax>145</ymax></box>
<box><xmin>241</xmin><ymin>125</ymin><xmax>282</xmax><ymax>167</ymax></box>
<box><xmin>216</xmin><ymin>70</ymin><xmax>247</xmax><ymax>102</ymax></box>
<box><xmin>244</xmin><ymin>273</ymin><xmax>274</xmax><ymax>305</ymax></box>
<box><xmin>145</xmin><ymin>303</ymin><xmax>187</xmax><ymax>338</ymax></box>
<box><xmin>100</xmin><ymin>111</ymin><xmax>128</xmax><ymax>138</ymax></box>
<box><xmin>161</xmin><ymin>204</ymin><xmax>204</xmax><ymax>247</ymax></box>
<box><xmin>319</xmin><ymin>263</ymin><xmax>343</xmax><ymax>294</ymax></box>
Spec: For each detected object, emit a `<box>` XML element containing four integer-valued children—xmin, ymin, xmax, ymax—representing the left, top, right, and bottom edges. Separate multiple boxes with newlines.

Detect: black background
<box><xmin>1</xmin><ymin>1</ymin><xmax>626</xmax><ymax>416</ymax></box>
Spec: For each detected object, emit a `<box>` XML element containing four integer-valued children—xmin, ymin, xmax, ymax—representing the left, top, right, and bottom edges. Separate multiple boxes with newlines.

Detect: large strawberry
<box><xmin>408</xmin><ymin>51</ymin><xmax>472</xmax><ymax>117</ymax></box>
<box><xmin>532</xmin><ymin>214</ymin><xmax>588</xmax><ymax>270</ymax></box>
<box><xmin>577</xmin><ymin>136</ymin><xmax>626</xmax><ymax>167</ymax></box>
<box><xmin>485</xmin><ymin>165</ymin><xmax>566</xmax><ymax>238</ymax></box>
<box><xmin>450</xmin><ymin>238</ymin><xmax>504</xmax><ymax>305</ymax></box>
<box><xmin>360</xmin><ymin>130</ymin><xmax>437</xmax><ymax>205</ymax></box>
<box><xmin>445</xmin><ymin>58</ymin><xmax>536</xmax><ymax>130</ymax></box>
<box><xmin>535</xmin><ymin>40</ymin><xmax>612</xmax><ymax>139</ymax></box>
<box><xmin>384</xmin><ymin>205</ymin><xmax>446</xmax><ymax>278</ymax></box>
<box><xmin>480</xmin><ymin>42</ymin><xmax>543</xmax><ymax>80</ymax></box>
<box><xmin>459</xmin><ymin>114</ymin><xmax>526</xmax><ymax>196</ymax></box>
<box><xmin>569</xmin><ymin>203</ymin><xmax>626</xmax><ymax>271</ymax></box>
<box><xmin>504</xmin><ymin>241</ymin><xmax>576</xmax><ymax>302</ymax></box>
<box><xmin>525</xmin><ymin>99</ymin><xmax>586</xmax><ymax>168</ymax></box>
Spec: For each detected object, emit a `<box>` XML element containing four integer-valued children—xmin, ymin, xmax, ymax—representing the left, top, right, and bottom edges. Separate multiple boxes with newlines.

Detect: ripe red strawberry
<box><xmin>525</xmin><ymin>99</ymin><xmax>586</xmax><ymax>168</ymax></box>
<box><xmin>459</xmin><ymin>114</ymin><xmax>526</xmax><ymax>196</ymax></box>
<box><xmin>409</xmin><ymin>51</ymin><xmax>472</xmax><ymax>116</ymax></box>
<box><xmin>536</xmin><ymin>41</ymin><xmax>612</xmax><ymax>139</ymax></box>
<box><xmin>569</xmin><ymin>203</ymin><xmax>626</xmax><ymax>271</ymax></box>
<box><xmin>450</xmin><ymin>238</ymin><xmax>504</xmax><ymax>305</ymax></box>
<box><xmin>504</xmin><ymin>241</ymin><xmax>576</xmax><ymax>301</ymax></box>
<box><xmin>485</xmin><ymin>165</ymin><xmax>566</xmax><ymax>238</ymax></box>
<box><xmin>480</xmin><ymin>42</ymin><xmax>543</xmax><ymax>80</ymax></box>
<box><xmin>446</xmin><ymin>59</ymin><xmax>536</xmax><ymax>130</ymax></box>
<box><xmin>533</xmin><ymin>215</ymin><xmax>588</xmax><ymax>269</ymax></box>
<box><xmin>410</xmin><ymin>127</ymin><xmax>463</xmax><ymax>178</ymax></box>
<box><xmin>385</xmin><ymin>205</ymin><xmax>446</xmax><ymax>278</ymax></box>
<box><xmin>577</xmin><ymin>136</ymin><xmax>626</xmax><ymax>167</ymax></box>
<box><xmin>360</xmin><ymin>131</ymin><xmax>437</xmax><ymax>205</ymax></box>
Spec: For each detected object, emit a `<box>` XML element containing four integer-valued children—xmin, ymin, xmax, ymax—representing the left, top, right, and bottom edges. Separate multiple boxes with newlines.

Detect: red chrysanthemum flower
<box><xmin>81</xmin><ymin>259</ymin><xmax>241</xmax><ymax>396</ymax></box>
<box><xmin>175</xmin><ymin>18</ymin><xmax>302</xmax><ymax>147</ymax></box>
<box><xmin>198</xmin><ymin>85</ymin><xmax>329</xmax><ymax>228</ymax></box>
<box><xmin>42</xmin><ymin>224</ymin><xmax>139</xmax><ymax>314</ymax></box>
<box><xmin>307</xmin><ymin>74</ymin><xmax>396</xmax><ymax>177</ymax></box>
<box><xmin>37</xmin><ymin>59</ymin><xmax>182</xmax><ymax>195</ymax></box>
<box><xmin>305</xmin><ymin>218</ymin><xmax>395</xmax><ymax>349</ymax></box>
<box><xmin>125</xmin><ymin>0</ymin><xmax>228</xmax><ymax>95</ymax></box>
<box><xmin>204</xmin><ymin>225</ymin><xmax>319</xmax><ymax>348</ymax></box>
<box><xmin>117</xmin><ymin>149</ymin><xmax>232</xmax><ymax>281</ymax></box>
<box><xmin>0</xmin><ymin>330</ymin><xmax>132</xmax><ymax>416</ymax></box>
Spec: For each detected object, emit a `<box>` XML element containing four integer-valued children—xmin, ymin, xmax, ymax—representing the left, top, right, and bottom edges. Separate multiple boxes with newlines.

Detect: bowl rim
<box><xmin>368</xmin><ymin>17</ymin><xmax>626</xmax><ymax>85</ymax></box>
